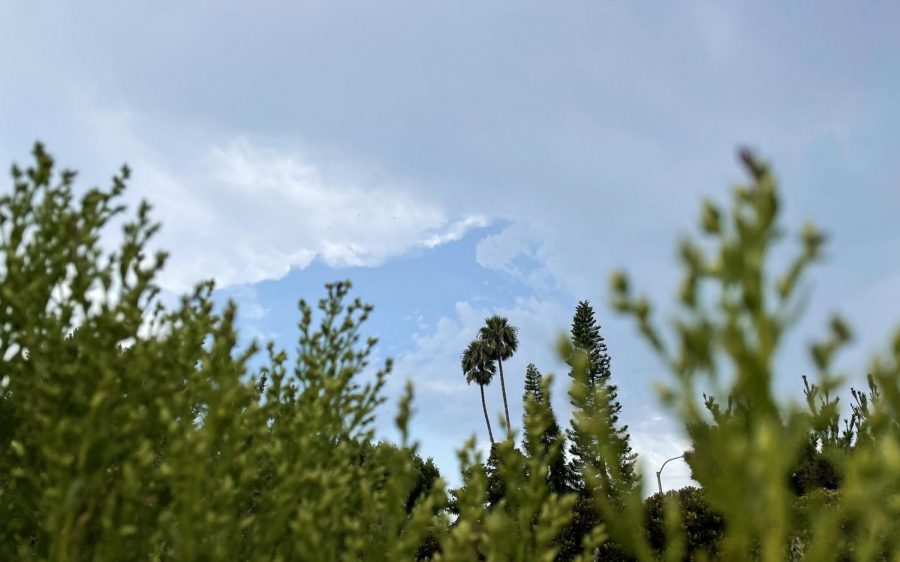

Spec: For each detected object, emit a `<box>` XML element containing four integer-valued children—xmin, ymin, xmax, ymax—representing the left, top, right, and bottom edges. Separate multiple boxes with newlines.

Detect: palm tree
<box><xmin>462</xmin><ymin>340</ymin><xmax>497</xmax><ymax>445</ymax></box>
<box><xmin>479</xmin><ymin>315</ymin><xmax>518</xmax><ymax>434</ymax></box>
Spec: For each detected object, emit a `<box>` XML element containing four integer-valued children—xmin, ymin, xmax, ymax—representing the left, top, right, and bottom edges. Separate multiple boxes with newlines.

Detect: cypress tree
<box><xmin>566</xmin><ymin>301</ymin><xmax>637</xmax><ymax>494</ymax></box>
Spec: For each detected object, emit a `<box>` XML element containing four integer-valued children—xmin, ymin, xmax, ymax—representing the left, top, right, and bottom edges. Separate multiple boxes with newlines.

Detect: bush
<box><xmin>645</xmin><ymin>487</ymin><xmax>724</xmax><ymax>559</ymax></box>
<box><xmin>2</xmin><ymin>143</ymin><xmax>899</xmax><ymax>560</ymax></box>
<box><xmin>608</xmin><ymin>149</ymin><xmax>900</xmax><ymax>560</ymax></box>
<box><xmin>0</xmin><ymin>144</ymin><xmax>447</xmax><ymax>560</ymax></box>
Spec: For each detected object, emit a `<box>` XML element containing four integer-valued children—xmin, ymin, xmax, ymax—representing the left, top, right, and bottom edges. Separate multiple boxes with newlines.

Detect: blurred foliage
<box><xmin>609</xmin><ymin>148</ymin><xmax>900</xmax><ymax>561</ymax></box>
<box><xmin>644</xmin><ymin>487</ymin><xmax>723</xmax><ymax>559</ymax></box>
<box><xmin>0</xmin><ymin>144</ymin><xmax>446</xmax><ymax>561</ymax></box>
<box><xmin>1</xmin><ymin>144</ymin><xmax>898</xmax><ymax>560</ymax></box>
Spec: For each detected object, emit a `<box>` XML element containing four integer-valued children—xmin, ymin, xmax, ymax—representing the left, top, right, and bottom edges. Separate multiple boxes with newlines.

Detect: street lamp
<box><xmin>655</xmin><ymin>453</ymin><xmax>685</xmax><ymax>495</ymax></box>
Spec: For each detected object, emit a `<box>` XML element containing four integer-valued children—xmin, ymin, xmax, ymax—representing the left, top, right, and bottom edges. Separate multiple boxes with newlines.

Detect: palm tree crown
<box><xmin>479</xmin><ymin>316</ymin><xmax>518</xmax><ymax>361</ymax></box>
<box><xmin>461</xmin><ymin>340</ymin><xmax>496</xmax><ymax>386</ymax></box>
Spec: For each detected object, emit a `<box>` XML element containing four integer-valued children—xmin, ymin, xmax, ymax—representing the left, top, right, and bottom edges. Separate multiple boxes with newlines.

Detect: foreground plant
<box><xmin>2</xmin><ymin>144</ymin><xmax>897</xmax><ymax>561</ymax></box>
<box><xmin>608</xmin><ymin>149</ymin><xmax>900</xmax><ymax>560</ymax></box>
<box><xmin>0</xmin><ymin>145</ymin><xmax>445</xmax><ymax>560</ymax></box>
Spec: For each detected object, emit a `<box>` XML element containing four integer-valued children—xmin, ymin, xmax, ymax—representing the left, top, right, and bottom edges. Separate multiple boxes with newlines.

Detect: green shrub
<box><xmin>0</xmin><ymin>144</ymin><xmax>447</xmax><ymax>560</ymax></box>
<box><xmin>607</xmin><ymin>149</ymin><xmax>900</xmax><ymax>560</ymax></box>
<box><xmin>645</xmin><ymin>487</ymin><xmax>724</xmax><ymax>559</ymax></box>
<box><xmin>2</xmin><ymin>143</ymin><xmax>898</xmax><ymax>560</ymax></box>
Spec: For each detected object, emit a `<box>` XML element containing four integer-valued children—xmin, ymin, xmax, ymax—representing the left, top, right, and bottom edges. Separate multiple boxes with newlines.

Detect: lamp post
<box><xmin>655</xmin><ymin>454</ymin><xmax>685</xmax><ymax>495</ymax></box>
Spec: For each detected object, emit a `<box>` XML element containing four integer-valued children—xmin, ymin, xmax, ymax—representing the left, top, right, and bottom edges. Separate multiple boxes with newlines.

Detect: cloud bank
<box><xmin>77</xmin><ymin>108</ymin><xmax>489</xmax><ymax>292</ymax></box>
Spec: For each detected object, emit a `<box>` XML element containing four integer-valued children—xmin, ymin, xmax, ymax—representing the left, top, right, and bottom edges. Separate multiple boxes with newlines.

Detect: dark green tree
<box><xmin>484</xmin><ymin>444</ymin><xmax>507</xmax><ymax>508</ymax></box>
<box><xmin>644</xmin><ymin>487</ymin><xmax>724</xmax><ymax>558</ymax></box>
<box><xmin>523</xmin><ymin>363</ymin><xmax>545</xmax><ymax>405</ymax></box>
<box><xmin>462</xmin><ymin>339</ymin><xmax>497</xmax><ymax>445</ymax></box>
<box><xmin>357</xmin><ymin>442</ymin><xmax>443</xmax><ymax>559</ymax></box>
<box><xmin>479</xmin><ymin>315</ymin><xmax>518</xmax><ymax>435</ymax></box>
<box><xmin>566</xmin><ymin>301</ymin><xmax>637</xmax><ymax>494</ymax></box>
<box><xmin>522</xmin><ymin>363</ymin><xmax>569</xmax><ymax>495</ymax></box>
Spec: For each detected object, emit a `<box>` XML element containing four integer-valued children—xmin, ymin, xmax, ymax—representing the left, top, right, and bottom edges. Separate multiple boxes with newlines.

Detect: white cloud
<box><xmin>421</xmin><ymin>215</ymin><xmax>491</xmax><ymax>248</ymax></box>
<box><xmin>81</xmin><ymin>107</ymin><xmax>490</xmax><ymax>293</ymax></box>
<box><xmin>217</xmin><ymin>284</ymin><xmax>275</xmax><ymax>343</ymax></box>
<box><xmin>475</xmin><ymin>223</ymin><xmax>559</xmax><ymax>293</ymax></box>
<box><xmin>630</xmin><ymin>408</ymin><xmax>698</xmax><ymax>496</ymax></box>
<box><xmin>396</xmin><ymin>301</ymin><xmax>483</xmax><ymax>397</ymax></box>
<box><xmin>475</xmin><ymin>222</ymin><xmax>540</xmax><ymax>273</ymax></box>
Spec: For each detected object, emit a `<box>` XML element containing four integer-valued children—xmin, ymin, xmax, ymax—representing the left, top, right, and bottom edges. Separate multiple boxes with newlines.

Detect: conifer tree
<box><xmin>523</xmin><ymin>363</ymin><xmax>545</xmax><ymax>405</ymax></box>
<box><xmin>566</xmin><ymin>301</ymin><xmax>637</xmax><ymax>494</ymax></box>
<box><xmin>522</xmin><ymin>364</ymin><xmax>569</xmax><ymax>494</ymax></box>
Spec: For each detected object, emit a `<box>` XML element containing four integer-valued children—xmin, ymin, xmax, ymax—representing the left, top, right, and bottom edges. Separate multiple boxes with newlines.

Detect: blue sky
<box><xmin>2</xmin><ymin>1</ymin><xmax>899</xmax><ymax>491</ymax></box>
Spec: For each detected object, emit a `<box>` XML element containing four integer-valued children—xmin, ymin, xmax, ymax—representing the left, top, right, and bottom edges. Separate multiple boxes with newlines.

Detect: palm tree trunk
<box><xmin>480</xmin><ymin>383</ymin><xmax>495</xmax><ymax>445</ymax></box>
<box><xmin>497</xmin><ymin>356</ymin><xmax>511</xmax><ymax>434</ymax></box>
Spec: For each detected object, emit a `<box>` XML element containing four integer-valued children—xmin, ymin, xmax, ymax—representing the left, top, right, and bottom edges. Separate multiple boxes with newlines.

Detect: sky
<box><xmin>2</xmin><ymin>1</ymin><xmax>899</xmax><ymax>492</ymax></box>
